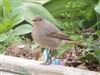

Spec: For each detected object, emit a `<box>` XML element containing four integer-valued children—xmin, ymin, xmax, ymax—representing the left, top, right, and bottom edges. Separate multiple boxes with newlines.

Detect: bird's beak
<box><xmin>32</xmin><ymin>20</ymin><xmax>36</xmax><ymax>21</ymax></box>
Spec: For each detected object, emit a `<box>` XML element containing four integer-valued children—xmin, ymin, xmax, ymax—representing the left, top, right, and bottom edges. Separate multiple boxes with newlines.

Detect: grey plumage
<box><xmin>32</xmin><ymin>15</ymin><xmax>62</xmax><ymax>50</ymax></box>
<box><xmin>32</xmin><ymin>15</ymin><xmax>85</xmax><ymax>50</ymax></box>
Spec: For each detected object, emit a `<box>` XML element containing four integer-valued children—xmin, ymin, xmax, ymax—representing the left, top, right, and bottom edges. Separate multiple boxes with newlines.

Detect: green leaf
<box><xmin>14</xmin><ymin>24</ymin><xmax>32</xmax><ymax>35</ymax></box>
<box><xmin>9</xmin><ymin>0</ymin><xmax>22</xmax><ymax>9</ymax></box>
<box><xmin>86</xmin><ymin>35</ymin><xmax>93</xmax><ymax>43</ymax></box>
<box><xmin>69</xmin><ymin>35</ymin><xmax>83</xmax><ymax>41</ymax></box>
<box><xmin>0</xmin><ymin>18</ymin><xmax>13</xmax><ymax>33</ymax></box>
<box><xmin>16</xmin><ymin>2</ymin><xmax>58</xmax><ymax>25</ymax></box>
<box><xmin>0</xmin><ymin>33</ymin><xmax>8</xmax><ymax>42</ymax></box>
<box><xmin>96</xmin><ymin>30</ymin><xmax>100</xmax><ymax>35</ymax></box>
<box><xmin>44</xmin><ymin>0</ymin><xmax>92</xmax><ymax>18</ymax></box>
<box><xmin>95</xmin><ymin>2</ymin><xmax>100</xmax><ymax>14</ymax></box>
<box><xmin>95</xmin><ymin>49</ymin><xmax>100</xmax><ymax>56</ymax></box>
<box><xmin>44</xmin><ymin>0</ymin><xmax>67</xmax><ymax>17</ymax></box>
<box><xmin>52</xmin><ymin>44</ymin><xmax>73</xmax><ymax>56</ymax></box>
<box><xmin>0</xmin><ymin>0</ymin><xmax>3</xmax><ymax>17</ymax></box>
<box><xmin>31</xmin><ymin>43</ymin><xmax>39</xmax><ymax>50</ymax></box>
<box><xmin>13</xmin><ymin>14</ymin><xmax>24</xmax><ymax>25</ymax></box>
<box><xmin>79</xmin><ymin>53</ymin><xmax>96</xmax><ymax>63</ymax></box>
<box><xmin>3</xmin><ymin>0</ymin><xmax>11</xmax><ymax>12</ymax></box>
<box><xmin>83</xmin><ymin>5</ymin><xmax>95</xmax><ymax>20</ymax></box>
<box><xmin>59</xmin><ymin>44</ymin><xmax>73</xmax><ymax>50</ymax></box>
<box><xmin>0</xmin><ymin>0</ymin><xmax>2</xmax><ymax>3</ymax></box>
<box><xmin>23</xmin><ymin>0</ymin><xmax>50</xmax><ymax>5</ymax></box>
<box><xmin>3</xmin><ymin>0</ymin><xmax>12</xmax><ymax>17</ymax></box>
<box><xmin>95</xmin><ymin>49</ymin><xmax>100</xmax><ymax>64</ymax></box>
<box><xmin>0</xmin><ymin>17</ymin><xmax>2</xmax><ymax>23</ymax></box>
<box><xmin>9</xmin><ymin>9</ymin><xmax>24</xmax><ymax>25</ymax></box>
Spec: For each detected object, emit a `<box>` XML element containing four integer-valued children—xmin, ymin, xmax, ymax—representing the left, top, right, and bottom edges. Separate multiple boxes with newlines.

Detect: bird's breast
<box><xmin>32</xmin><ymin>27</ymin><xmax>61</xmax><ymax>49</ymax></box>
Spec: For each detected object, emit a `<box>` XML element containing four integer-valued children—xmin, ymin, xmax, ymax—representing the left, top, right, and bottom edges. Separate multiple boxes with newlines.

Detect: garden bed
<box><xmin>4</xmin><ymin>43</ymin><xmax>100</xmax><ymax>72</ymax></box>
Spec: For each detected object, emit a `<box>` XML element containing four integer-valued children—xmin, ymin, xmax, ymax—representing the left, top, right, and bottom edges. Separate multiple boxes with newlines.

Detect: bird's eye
<box><xmin>39</xmin><ymin>19</ymin><xmax>42</xmax><ymax>21</ymax></box>
<box><xmin>32</xmin><ymin>18</ymin><xmax>42</xmax><ymax>21</ymax></box>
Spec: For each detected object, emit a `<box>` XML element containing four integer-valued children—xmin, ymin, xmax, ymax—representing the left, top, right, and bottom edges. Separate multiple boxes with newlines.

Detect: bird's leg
<box><xmin>44</xmin><ymin>49</ymin><xmax>52</xmax><ymax>65</ymax></box>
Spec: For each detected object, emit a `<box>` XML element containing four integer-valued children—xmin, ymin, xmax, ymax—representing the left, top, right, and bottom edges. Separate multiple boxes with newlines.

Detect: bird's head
<box><xmin>32</xmin><ymin>15</ymin><xmax>44</xmax><ymax>22</ymax></box>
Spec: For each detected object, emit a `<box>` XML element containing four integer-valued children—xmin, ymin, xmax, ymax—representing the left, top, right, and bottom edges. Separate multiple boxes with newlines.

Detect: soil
<box><xmin>5</xmin><ymin>43</ymin><xmax>100</xmax><ymax>72</ymax></box>
<box><xmin>5</xmin><ymin>43</ymin><xmax>42</xmax><ymax>60</ymax></box>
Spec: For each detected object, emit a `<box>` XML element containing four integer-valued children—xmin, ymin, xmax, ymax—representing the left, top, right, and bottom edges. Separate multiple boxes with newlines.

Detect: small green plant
<box><xmin>0</xmin><ymin>0</ymin><xmax>58</xmax><ymax>53</ymax></box>
<box><xmin>44</xmin><ymin>0</ymin><xmax>100</xmax><ymax>64</ymax></box>
<box><xmin>0</xmin><ymin>30</ymin><xmax>23</xmax><ymax>53</ymax></box>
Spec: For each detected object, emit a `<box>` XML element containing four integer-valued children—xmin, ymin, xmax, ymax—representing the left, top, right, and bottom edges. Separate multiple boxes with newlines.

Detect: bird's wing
<box><xmin>47</xmin><ymin>32</ymin><xmax>72</xmax><ymax>41</ymax></box>
<box><xmin>47</xmin><ymin>32</ymin><xmax>86</xmax><ymax>48</ymax></box>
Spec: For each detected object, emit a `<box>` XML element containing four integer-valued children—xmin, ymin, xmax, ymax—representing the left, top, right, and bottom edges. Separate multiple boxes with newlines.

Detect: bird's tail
<box><xmin>47</xmin><ymin>32</ymin><xmax>86</xmax><ymax>48</ymax></box>
<box><xmin>65</xmin><ymin>40</ymin><xmax>86</xmax><ymax>48</ymax></box>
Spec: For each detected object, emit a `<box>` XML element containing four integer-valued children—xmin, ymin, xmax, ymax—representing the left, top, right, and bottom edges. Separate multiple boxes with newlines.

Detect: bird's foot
<box><xmin>40</xmin><ymin>56</ymin><xmax>52</xmax><ymax>65</ymax></box>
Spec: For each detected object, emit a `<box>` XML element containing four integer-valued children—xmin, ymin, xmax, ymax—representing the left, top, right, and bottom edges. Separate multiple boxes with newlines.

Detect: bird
<box><xmin>31</xmin><ymin>15</ymin><xmax>85</xmax><ymax>64</ymax></box>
